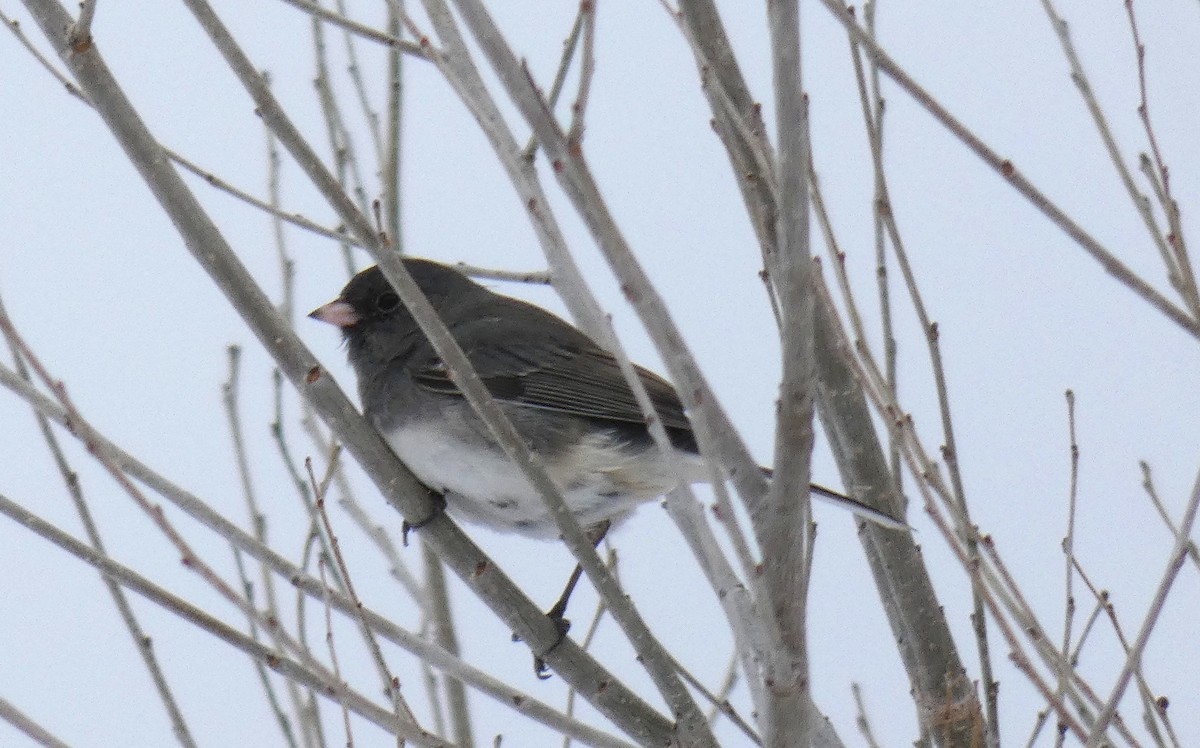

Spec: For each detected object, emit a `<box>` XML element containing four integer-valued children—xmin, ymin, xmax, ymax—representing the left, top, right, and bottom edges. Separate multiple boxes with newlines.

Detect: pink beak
<box><xmin>308</xmin><ymin>300</ymin><xmax>360</xmax><ymax>328</ymax></box>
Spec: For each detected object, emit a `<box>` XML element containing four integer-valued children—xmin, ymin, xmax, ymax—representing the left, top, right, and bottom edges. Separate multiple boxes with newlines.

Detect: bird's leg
<box><xmin>544</xmin><ymin>563</ymin><xmax>585</xmax><ymax>626</ymax></box>
<box><xmin>546</xmin><ymin>520</ymin><xmax>611</xmax><ymax>626</ymax></box>
<box><xmin>531</xmin><ymin>520</ymin><xmax>610</xmax><ymax>679</ymax></box>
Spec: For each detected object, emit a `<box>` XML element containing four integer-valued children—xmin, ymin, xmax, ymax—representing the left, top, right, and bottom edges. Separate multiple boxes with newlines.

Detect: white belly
<box><xmin>382</xmin><ymin>421</ymin><xmax>699</xmax><ymax>538</ymax></box>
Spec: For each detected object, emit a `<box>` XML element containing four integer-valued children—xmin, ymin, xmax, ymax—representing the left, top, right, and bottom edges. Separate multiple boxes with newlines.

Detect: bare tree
<box><xmin>1</xmin><ymin>1</ymin><xmax>1195</xmax><ymax>746</ymax></box>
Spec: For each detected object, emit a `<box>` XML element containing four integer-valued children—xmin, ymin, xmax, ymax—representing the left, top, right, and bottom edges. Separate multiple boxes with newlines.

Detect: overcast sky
<box><xmin>2</xmin><ymin>1</ymin><xmax>1198</xmax><ymax>746</ymax></box>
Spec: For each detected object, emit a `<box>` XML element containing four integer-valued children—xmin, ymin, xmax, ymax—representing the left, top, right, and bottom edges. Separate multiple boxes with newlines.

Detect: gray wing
<box><xmin>410</xmin><ymin>316</ymin><xmax>692</xmax><ymax>434</ymax></box>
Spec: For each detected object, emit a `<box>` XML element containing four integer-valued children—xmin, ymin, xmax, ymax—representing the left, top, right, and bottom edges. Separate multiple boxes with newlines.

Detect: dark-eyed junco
<box><xmin>310</xmin><ymin>259</ymin><xmax>904</xmax><ymax>538</ymax></box>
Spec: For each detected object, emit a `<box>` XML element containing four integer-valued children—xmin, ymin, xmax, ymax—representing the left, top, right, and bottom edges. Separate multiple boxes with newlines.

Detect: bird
<box><xmin>311</xmin><ymin>258</ymin><xmax>904</xmax><ymax>676</ymax></box>
<box><xmin>309</xmin><ymin>258</ymin><xmax>904</xmax><ymax>541</ymax></box>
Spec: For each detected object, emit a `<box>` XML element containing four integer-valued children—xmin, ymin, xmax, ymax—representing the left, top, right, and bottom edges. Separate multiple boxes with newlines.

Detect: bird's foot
<box><xmin>401</xmin><ymin>492</ymin><xmax>448</xmax><ymax>546</ymax></box>
<box><xmin>513</xmin><ymin>605</ymin><xmax>571</xmax><ymax>680</ymax></box>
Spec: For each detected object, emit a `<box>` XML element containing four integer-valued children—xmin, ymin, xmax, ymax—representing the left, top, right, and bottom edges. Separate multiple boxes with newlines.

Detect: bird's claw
<box><xmin>517</xmin><ymin>610</ymin><xmax>571</xmax><ymax>679</ymax></box>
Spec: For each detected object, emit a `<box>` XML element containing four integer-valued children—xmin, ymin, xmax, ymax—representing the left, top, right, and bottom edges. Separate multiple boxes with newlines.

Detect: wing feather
<box><xmin>410</xmin><ymin>312</ymin><xmax>691</xmax><ymax>433</ymax></box>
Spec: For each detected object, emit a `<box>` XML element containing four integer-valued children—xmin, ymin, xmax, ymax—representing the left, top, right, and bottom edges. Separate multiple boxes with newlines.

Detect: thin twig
<box><xmin>668</xmin><ymin>652</ymin><xmax>762</xmax><ymax>746</ymax></box>
<box><xmin>169</xmin><ymin>147</ymin><xmax>354</xmax><ymax>245</ymax></box>
<box><xmin>264</xmin><ymin>110</ymin><xmax>295</xmax><ymax>322</ymax></box>
<box><xmin>1140</xmin><ymin>462</ymin><xmax>1200</xmax><ymax>572</ymax></box>
<box><xmin>319</xmin><ymin>557</ymin><xmax>356</xmax><ymax>746</ymax></box>
<box><xmin>313</xmin><ymin>7</ymin><xmax>363</xmax><ymax>283</ymax></box>
<box><xmin>298</xmin><ymin>373</ymin><xmax>426</xmax><ymax>603</ymax></box>
<box><xmin>312</xmin><ymin>11</ymin><xmax>373</xmax><ymax>221</ymax></box>
<box><xmin>0</xmin><ymin>6</ymin><xmax>87</xmax><ymax>100</ymax></box>
<box><xmin>272</xmin><ymin>369</ymin><xmax>345</xmax><ymax>592</ymax></box>
<box><xmin>1037</xmin><ymin>0</ymin><xmax>1179</xmax><ymax>297</ymax></box>
<box><xmin>1123</xmin><ymin>0</ymin><xmax>1198</xmax><ymax>315</ymax></box>
<box><xmin>563</xmin><ymin>544</ymin><xmax>616</xmax><ymax>748</ymax></box>
<box><xmin>522</xmin><ymin>4</ymin><xmax>587</xmax><ymax>160</ymax></box>
<box><xmin>1026</xmin><ymin>590</ymin><xmax>1111</xmax><ymax>748</ymax></box>
<box><xmin>850</xmin><ymin>683</ymin><xmax>882</xmax><ymax>748</ymax></box>
<box><xmin>230</xmin><ymin>547</ymin><xmax>301</xmax><ymax>748</ymax></box>
<box><xmin>276</xmin><ymin>0</ymin><xmax>426</xmax><ymax>54</ymax></box>
<box><xmin>1056</xmin><ymin>390</ymin><xmax>1080</xmax><ymax>748</ymax></box>
<box><xmin>335</xmin><ymin>0</ymin><xmax>383</xmax><ymax>164</ymax></box>
<box><xmin>1066</xmin><ymin>558</ymin><xmax>1152</xmax><ymax>747</ymax></box>
<box><xmin>705</xmin><ymin>651</ymin><xmax>740</xmax><ymax>727</ymax></box>
<box><xmin>947</xmin><ymin>533</ymin><xmax>1085</xmax><ymax>741</ymax></box>
<box><xmin>1086</xmin><ymin>468</ymin><xmax>1200</xmax><ymax>743</ymax></box>
<box><xmin>859</xmin><ymin>0</ymin><xmax>903</xmax><ymax>512</ymax></box>
<box><xmin>985</xmin><ymin>533</ymin><xmax>1138</xmax><ymax>743</ymax></box>
<box><xmin>309</xmin><ymin>453</ymin><xmax>419</xmax><ymax>740</ymax></box>
<box><xmin>222</xmin><ymin>346</ymin><xmax>302</xmax><ymax>748</ymax></box>
<box><xmin>453</xmin><ymin>263</ymin><xmax>551</xmax><ymax>284</ymax></box>
<box><xmin>0</xmin><ymin>695</ymin><xmax>70</xmax><ymax>748</ymax></box>
<box><xmin>564</xmin><ymin>0</ymin><xmax>595</xmax><ymax>149</ymax></box>
<box><xmin>335</xmin><ymin>486</ymin><xmax>427</xmax><ymax>600</ymax></box>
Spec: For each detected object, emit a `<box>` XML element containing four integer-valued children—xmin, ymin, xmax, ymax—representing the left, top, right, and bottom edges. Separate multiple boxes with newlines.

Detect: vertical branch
<box><xmin>762</xmin><ymin>0</ymin><xmax>816</xmax><ymax>745</ymax></box>
<box><xmin>223</xmin><ymin>347</ymin><xmax>307</xmax><ymax>747</ymax></box>
<box><xmin>1056</xmin><ymin>390</ymin><xmax>1080</xmax><ymax>746</ymax></box>
<box><xmin>858</xmin><ymin>1</ymin><xmax>901</xmax><ymax>499</ymax></box>
<box><xmin>318</xmin><ymin>557</ymin><xmax>356</xmax><ymax>745</ymax></box>
<box><xmin>812</xmin><ymin>299</ymin><xmax>981</xmax><ymax>746</ymax></box>
<box><xmin>311</xmin><ymin>3</ymin><xmax>371</xmax><ymax>276</ymax></box>
<box><xmin>422</xmin><ymin>542</ymin><xmax>474</xmax><ymax>748</ymax></box>
<box><xmin>666</xmin><ymin>3</ymin><xmax>979</xmax><ymax>743</ymax></box>
<box><xmin>675</xmin><ymin>0</ymin><xmax>779</xmax><ymax>256</ymax></box>
<box><xmin>382</xmin><ymin>0</ymin><xmax>404</xmax><ymax>247</ymax></box>
<box><xmin>335</xmin><ymin>0</ymin><xmax>384</xmax><ymax>164</ymax></box>
<box><xmin>264</xmin><ymin>98</ymin><xmax>295</xmax><ymax>322</ymax></box>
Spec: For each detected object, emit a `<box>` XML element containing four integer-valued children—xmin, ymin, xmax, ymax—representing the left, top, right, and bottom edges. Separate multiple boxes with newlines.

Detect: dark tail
<box><xmin>760</xmin><ymin>466</ymin><xmax>907</xmax><ymax>530</ymax></box>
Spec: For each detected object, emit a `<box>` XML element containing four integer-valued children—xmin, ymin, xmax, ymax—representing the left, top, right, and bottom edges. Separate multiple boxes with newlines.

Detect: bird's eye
<box><xmin>376</xmin><ymin>291</ymin><xmax>400</xmax><ymax>312</ymax></box>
